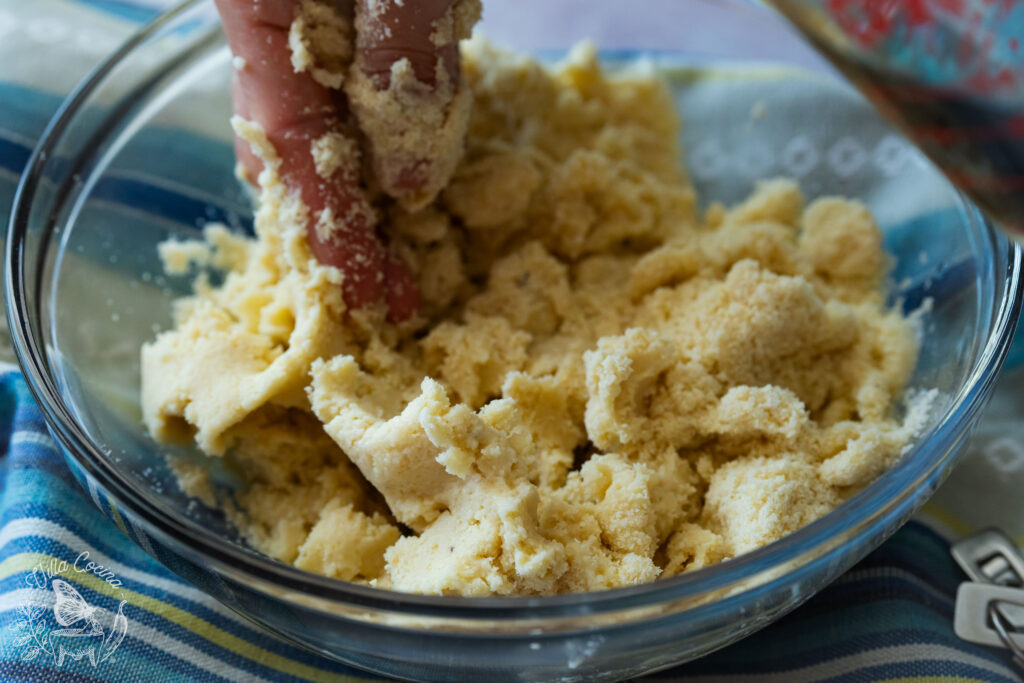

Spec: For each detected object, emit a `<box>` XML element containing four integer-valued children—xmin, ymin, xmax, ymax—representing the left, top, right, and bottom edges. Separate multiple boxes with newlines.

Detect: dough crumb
<box><xmin>311</xmin><ymin>132</ymin><xmax>360</xmax><ymax>180</ymax></box>
<box><xmin>289</xmin><ymin>0</ymin><xmax>353</xmax><ymax>90</ymax></box>
<box><xmin>158</xmin><ymin>240</ymin><xmax>211</xmax><ymax>275</ymax></box>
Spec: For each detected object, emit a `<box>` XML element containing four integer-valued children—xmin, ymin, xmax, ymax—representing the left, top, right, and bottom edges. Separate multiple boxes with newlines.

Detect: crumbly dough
<box><xmin>142</xmin><ymin>42</ymin><xmax>930</xmax><ymax>596</ymax></box>
<box><xmin>346</xmin><ymin>0</ymin><xmax>482</xmax><ymax>210</ymax></box>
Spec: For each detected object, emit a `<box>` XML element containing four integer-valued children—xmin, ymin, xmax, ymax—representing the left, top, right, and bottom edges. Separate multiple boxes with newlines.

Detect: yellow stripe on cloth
<box><xmin>108</xmin><ymin>498</ymin><xmax>130</xmax><ymax>537</ymax></box>
<box><xmin>0</xmin><ymin>552</ymin><xmax>366</xmax><ymax>683</ymax></box>
<box><xmin>919</xmin><ymin>504</ymin><xmax>1024</xmax><ymax>546</ymax></box>
<box><xmin>919</xmin><ymin>503</ymin><xmax>973</xmax><ymax>536</ymax></box>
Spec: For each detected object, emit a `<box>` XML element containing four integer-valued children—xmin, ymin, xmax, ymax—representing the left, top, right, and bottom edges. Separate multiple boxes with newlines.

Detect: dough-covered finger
<box><xmin>216</xmin><ymin>0</ymin><xmax>419</xmax><ymax>320</ymax></box>
<box><xmin>347</xmin><ymin>0</ymin><xmax>481</xmax><ymax>210</ymax></box>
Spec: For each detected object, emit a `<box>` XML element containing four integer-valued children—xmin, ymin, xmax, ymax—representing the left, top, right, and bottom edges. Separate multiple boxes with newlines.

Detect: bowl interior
<box><xmin>43</xmin><ymin>35</ymin><xmax>995</xmax><ymax>583</ymax></box>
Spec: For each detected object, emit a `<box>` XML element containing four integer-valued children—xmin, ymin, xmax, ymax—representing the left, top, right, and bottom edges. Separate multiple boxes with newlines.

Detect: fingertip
<box><xmin>349</xmin><ymin>0</ymin><xmax>474</xmax><ymax>207</ymax></box>
<box><xmin>355</xmin><ymin>0</ymin><xmax>461</xmax><ymax>89</ymax></box>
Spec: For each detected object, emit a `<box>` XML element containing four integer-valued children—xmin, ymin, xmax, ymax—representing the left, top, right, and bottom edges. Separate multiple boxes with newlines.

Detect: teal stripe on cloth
<box><xmin>0</xmin><ymin>84</ymin><xmax>66</xmax><ymax>148</ymax></box>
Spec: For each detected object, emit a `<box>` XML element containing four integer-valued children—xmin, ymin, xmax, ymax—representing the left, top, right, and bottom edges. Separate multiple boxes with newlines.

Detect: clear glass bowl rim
<box><xmin>5</xmin><ymin>0</ymin><xmax>1023</xmax><ymax>621</ymax></box>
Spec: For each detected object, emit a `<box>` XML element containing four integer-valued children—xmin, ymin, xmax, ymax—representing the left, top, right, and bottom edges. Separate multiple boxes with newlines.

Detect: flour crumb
<box><xmin>288</xmin><ymin>0</ymin><xmax>353</xmax><ymax>90</ymax></box>
<box><xmin>311</xmin><ymin>131</ymin><xmax>359</xmax><ymax>180</ymax></box>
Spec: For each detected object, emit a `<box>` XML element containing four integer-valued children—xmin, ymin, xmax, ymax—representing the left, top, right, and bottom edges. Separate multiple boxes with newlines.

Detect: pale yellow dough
<box><xmin>142</xmin><ymin>41</ymin><xmax>930</xmax><ymax>596</ymax></box>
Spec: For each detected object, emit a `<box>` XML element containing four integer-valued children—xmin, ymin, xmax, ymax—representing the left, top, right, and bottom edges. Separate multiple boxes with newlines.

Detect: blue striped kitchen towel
<box><xmin>0</xmin><ymin>365</ymin><xmax>1017</xmax><ymax>682</ymax></box>
<box><xmin>1</xmin><ymin>1</ymin><xmax>1023</xmax><ymax>681</ymax></box>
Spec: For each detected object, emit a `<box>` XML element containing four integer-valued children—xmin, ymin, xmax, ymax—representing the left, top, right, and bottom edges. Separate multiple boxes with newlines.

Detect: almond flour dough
<box><xmin>141</xmin><ymin>41</ymin><xmax>932</xmax><ymax>596</ymax></box>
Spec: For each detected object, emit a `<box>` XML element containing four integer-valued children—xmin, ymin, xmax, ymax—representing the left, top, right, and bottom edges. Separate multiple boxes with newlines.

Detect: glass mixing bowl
<box><xmin>5</xmin><ymin>1</ymin><xmax>1023</xmax><ymax>680</ymax></box>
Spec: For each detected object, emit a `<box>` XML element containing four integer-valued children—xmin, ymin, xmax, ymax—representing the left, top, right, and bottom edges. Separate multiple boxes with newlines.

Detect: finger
<box><xmin>383</xmin><ymin>248</ymin><xmax>420</xmax><ymax>323</ymax></box>
<box><xmin>347</xmin><ymin>0</ymin><xmax>481</xmax><ymax>210</ymax></box>
<box><xmin>216</xmin><ymin>0</ymin><xmax>419</xmax><ymax>321</ymax></box>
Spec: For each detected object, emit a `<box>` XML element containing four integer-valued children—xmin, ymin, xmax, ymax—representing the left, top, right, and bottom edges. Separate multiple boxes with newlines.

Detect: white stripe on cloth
<box><xmin>126</xmin><ymin>514</ymin><xmax>161</xmax><ymax>564</ymax></box>
<box><xmin>0</xmin><ymin>588</ymin><xmax>272</xmax><ymax>683</ymax></box>
<box><xmin>673</xmin><ymin>643</ymin><xmax>1019</xmax><ymax>683</ymax></box>
<box><xmin>0</xmin><ymin>518</ymin><xmax>266</xmax><ymax>637</ymax></box>
<box><xmin>0</xmin><ymin>127</ymin><xmax>39</xmax><ymax>148</ymax></box>
<box><xmin>0</xmin><ymin>166</ymin><xmax>20</xmax><ymax>182</ymax></box>
<box><xmin>9</xmin><ymin>432</ymin><xmax>58</xmax><ymax>450</ymax></box>
<box><xmin>86</xmin><ymin>477</ymin><xmax>104</xmax><ymax>514</ymax></box>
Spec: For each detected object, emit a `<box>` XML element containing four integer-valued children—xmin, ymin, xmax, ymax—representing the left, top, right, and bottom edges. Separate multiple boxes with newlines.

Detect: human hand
<box><xmin>215</xmin><ymin>0</ymin><xmax>479</xmax><ymax>321</ymax></box>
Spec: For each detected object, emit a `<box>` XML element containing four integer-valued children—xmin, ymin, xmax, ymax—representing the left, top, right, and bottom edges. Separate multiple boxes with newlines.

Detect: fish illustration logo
<box><xmin>13</xmin><ymin>573</ymin><xmax>128</xmax><ymax>667</ymax></box>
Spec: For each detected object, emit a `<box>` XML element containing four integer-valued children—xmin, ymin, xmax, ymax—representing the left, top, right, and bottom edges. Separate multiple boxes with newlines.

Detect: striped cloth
<box><xmin>1</xmin><ymin>1</ymin><xmax>1023</xmax><ymax>681</ymax></box>
<box><xmin>0</xmin><ymin>364</ymin><xmax>1017</xmax><ymax>683</ymax></box>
